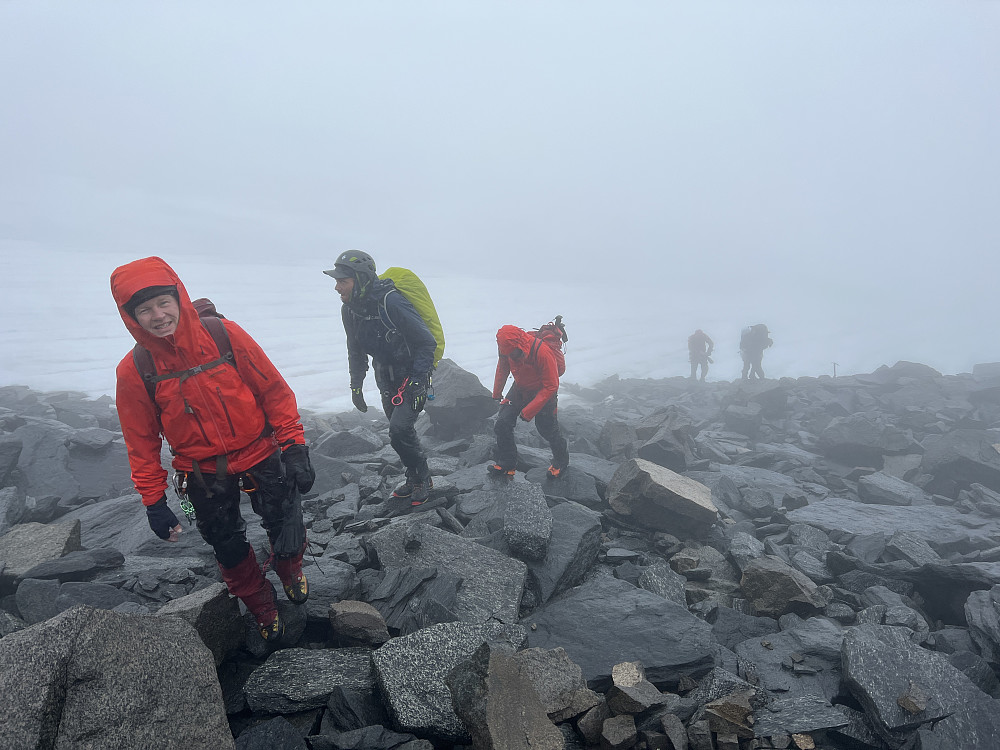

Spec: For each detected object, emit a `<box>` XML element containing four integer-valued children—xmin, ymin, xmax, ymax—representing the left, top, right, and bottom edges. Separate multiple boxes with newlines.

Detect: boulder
<box><xmin>424</xmin><ymin>359</ymin><xmax>498</xmax><ymax>439</ymax></box>
<box><xmin>0</xmin><ymin>605</ymin><xmax>233</xmax><ymax>749</ymax></box>
<box><xmin>606</xmin><ymin>458</ymin><xmax>718</xmax><ymax>536</ymax></box>
<box><xmin>523</xmin><ymin>576</ymin><xmax>715</xmax><ymax>690</ymax></box>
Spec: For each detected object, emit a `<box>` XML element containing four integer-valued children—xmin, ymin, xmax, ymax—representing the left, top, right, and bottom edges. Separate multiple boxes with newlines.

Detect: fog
<box><xmin>2</xmin><ymin>2</ymin><xmax>998</xmax><ymax>408</ymax></box>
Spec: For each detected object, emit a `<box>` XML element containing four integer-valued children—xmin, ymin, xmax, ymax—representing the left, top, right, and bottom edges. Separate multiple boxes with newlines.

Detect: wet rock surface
<box><xmin>3</xmin><ymin>362</ymin><xmax>1000</xmax><ymax>748</ymax></box>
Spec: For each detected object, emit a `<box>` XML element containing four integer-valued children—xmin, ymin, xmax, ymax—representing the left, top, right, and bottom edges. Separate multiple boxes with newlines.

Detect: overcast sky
<box><xmin>1</xmin><ymin>2</ymin><xmax>999</xmax><ymax>387</ymax></box>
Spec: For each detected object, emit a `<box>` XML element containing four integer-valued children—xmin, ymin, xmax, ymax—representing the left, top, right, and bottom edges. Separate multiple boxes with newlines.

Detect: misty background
<box><xmin>1</xmin><ymin>2</ymin><xmax>998</xmax><ymax>412</ymax></box>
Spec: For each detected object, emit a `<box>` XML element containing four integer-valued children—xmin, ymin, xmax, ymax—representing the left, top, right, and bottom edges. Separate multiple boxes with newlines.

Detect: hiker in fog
<box><xmin>111</xmin><ymin>257</ymin><xmax>315</xmax><ymax>642</ymax></box>
<box><xmin>489</xmin><ymin>323</ymin><xmax>570</xmax><ymax>480</ymax></box>
<box><xmin>740</xmin><ymin>323</ymin><xmax>773</xmax><ymax>380</ymax></box>
<box><xmin>688</xmin><ymin>329</ymin><xmax>714</xmax><ymax>381</ymax></box>
<box><xmin>325</xmin><ymin>250</ymin><xmax>438</xmax><ymax>506</ymax></box>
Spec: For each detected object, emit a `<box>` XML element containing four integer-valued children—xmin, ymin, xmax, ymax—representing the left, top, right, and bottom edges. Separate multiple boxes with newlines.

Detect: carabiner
<box><xmin>172</xmin><ymin>471</ymin><xmax>189</xmax><ymax>498</ymax></box>
<box><xmin>391</xmin><ymin>377</ymin><xmax>410</xmax><ymax>406</ymax></box>
<box><xmin>239</xmin><ymin>472</ymin><xmax>259</xmax><ymax>494</ymax></box>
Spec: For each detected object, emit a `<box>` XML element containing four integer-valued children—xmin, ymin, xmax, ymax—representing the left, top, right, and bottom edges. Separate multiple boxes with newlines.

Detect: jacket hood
<box><xmin>496</xmin><ymin>325</ymin><xmax>532</xmax><ymax>356</ymax></box>
<box><xmin>111</xmin><ymin>257</ymin><xmax>202</xmax><ymax>353</ymax></box>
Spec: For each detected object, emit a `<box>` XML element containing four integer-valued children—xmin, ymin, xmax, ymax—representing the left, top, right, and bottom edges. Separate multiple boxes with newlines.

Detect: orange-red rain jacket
<box><xmin>112</xmin><ymin>257</ymin><xmax>306</xmax><ymax>507</ymax></box>
<box><xmin>492</xmin><ymin>325</ymin><xmax>559</xmax><ymax>421</ymax></box>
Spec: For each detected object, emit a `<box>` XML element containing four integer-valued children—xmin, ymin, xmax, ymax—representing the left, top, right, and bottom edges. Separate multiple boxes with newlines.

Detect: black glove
<box><xmin>282</xmin><ymin>443</ymin><xmax>316</xmax><ymax>493</ymax></box>
<box><xmin>351</xmin><ymin>386</ymin><xmax>368</xmax><ymax>413</ymax></box>
<box><xmin>146</xmin><ymin>495</ymin><xmax>180</xmax><ymax>540</ymax></box>
<box><xmin>406</xmin><ymin>378</ymin><xmax>428</xmax><ymax>413</ymax></box>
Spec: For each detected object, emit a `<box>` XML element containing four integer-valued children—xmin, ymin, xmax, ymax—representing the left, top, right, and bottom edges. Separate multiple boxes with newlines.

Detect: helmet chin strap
<box><xmin>352</xmin><ymin>276</ymin><xmax>371</xmax><ymax>303</ymax></box>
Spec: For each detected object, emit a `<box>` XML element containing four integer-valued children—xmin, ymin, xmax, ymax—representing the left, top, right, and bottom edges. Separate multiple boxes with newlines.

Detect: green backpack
<box><xmin>378</xmin><ymin>267</ymin><xmax>446</xmax><ymax>368</ymax></box>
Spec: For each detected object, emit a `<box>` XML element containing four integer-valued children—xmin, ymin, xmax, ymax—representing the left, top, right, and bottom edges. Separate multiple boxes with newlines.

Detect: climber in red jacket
<box><xmin>489</xmin><ymin>324</ymin><xmax>569</xmax><ymax>480</ymax></box>
<box><xmin>111</xmin><ymin>256</ymin><xmax>314</xmax><ymax>642</ymax></box>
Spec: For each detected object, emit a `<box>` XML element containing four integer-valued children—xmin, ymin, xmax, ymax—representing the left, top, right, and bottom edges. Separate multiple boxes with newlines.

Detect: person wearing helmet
<box><xmin>324</xmin><ymin>250</ymin><xmax>438</xmax><ymax>505</ymax></box>
<box><xmin>688</xmin><ymin>329</ymin><xmax>714</xmax><ymax>381</ymax></box>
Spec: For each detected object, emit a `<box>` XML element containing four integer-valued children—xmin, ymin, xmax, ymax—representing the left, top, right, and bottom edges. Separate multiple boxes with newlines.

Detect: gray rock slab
<box><xmin>369</xmin><ymin>522</ymin><xmax>526</xmax><ymax>625</ymax></box>
<box><xmin>446</xmin><ymin>641</ymin><xmax>565</xmax><ymax>750</ymax></box>
<box><xmin>532</xmin><ymin>465</ymin><xmax>604</xmax><ymax>510</ymax></box>
<box><xmin>786</xmin><ymin>498</ymin><xmax>1000</xmax><ymax>550</ymax></box>
<box><xmin>524</xmin><ymin>501</ymin><xmax>602</xmax><ymax>605</ymax></box>
<box><xmin>156</xmin><ymin>582</ymin><xmax>244</xmax><ymax>666</ymax></box>
<box><xmin>502</xmin><ymin>481</ymin><xmax>553</xmax><ymax>561</ymax></box>
<box><xmin>739</xmin><ymin>555</ymin><xmax>824</xmax><ymax>618</ymax></box>
<box><xmin>244</xmin><ymin>647</ymin><xmax>374</xmax><ymax>714</ymax></box>
<box><xmin>751</xmin><ymin>694</ymin><xmax>849</xmax><ymax>738</ymax></box>
<box><xmin>522</xmin><ymin>576</ymin><xmax>715</xmax><ymax>691</ymax></box>
<box><xmin>0</xmin><ymin>604</ymin><xmax>233</xmax><ymax>749</ymax></box>
<box><xmin>842</xmin><ymin>624</ymin><xmax>1000</xmax><ymax>748</ymax></box>
<box><xmin>17</xmin><ymin>546</ymin><xmax>125</xmax><ymax>582</ymax></box>
<box><xmin>511</xmin><ymin>646</ymin><xmax>601</xmax><ymax>722</ymax></box>
<box><xmin>734</xmin><ymin>616</ymin><xmax>845</xmax><ymax>702</ymax></box>
<box><xmin>637</xmin><ymin>560</ymin><xmax>688</xmax><ymax>607</ymax></box>
<box><xmin>372</xmin><ymin>620</ymin><xmax>526</xmax><ymax>744</ymax></box>
<box><xmin>301</xmin><ymin>557</ymin><xmax>360</xmax><ymax>624</ymax></box>
<box><xmin>606</xmin><ymin>458</ymin><xmax>718</xmax><ymax>535</ymax></box>
<box><xmin>857</xmin><ymin>471</ymin><xmax>931</xmax><ymax>506</ymax></box>
<box><xmin>965</xmin><ymin>584</ymin><xmax>1000</xmax><ymax>665</ymax></box>
<box><xmin>0</xmin><ymin>519</ymin><xmax>82</xmax><ymax>588</ymax></box>
<box><xmin>921</xmin><ymin>429</ymin><xmax>1000</xmax><ymax>494</ymax></box>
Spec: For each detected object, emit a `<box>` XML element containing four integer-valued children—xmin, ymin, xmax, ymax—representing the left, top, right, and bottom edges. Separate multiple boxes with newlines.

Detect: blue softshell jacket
<box><xmin>342</xmin><ymin>279</ymin><xmax>437</xmax><ymax>387</ymax></box>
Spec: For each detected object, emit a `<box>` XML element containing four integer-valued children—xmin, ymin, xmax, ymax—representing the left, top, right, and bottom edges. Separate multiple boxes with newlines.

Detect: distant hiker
<box><xmin>111</xmin><ymin>257</ymin><xmax>315</xmax><ymax>643</ymax></box>
<box><xmin>489</xmin><ymin>323</ymin><xmax>570</xmax><ymax>480</ymax></box>
<box><xmin>740</xmin><ymin>323</ymin><xmax>773</xmax><ymax>380</ymax></box>
<box><xmin>688</xmin><ymin>329</ymin><xmax>714</xmax><ymax>381</ymax></box>
<box><xmin>325</xmin><ymin>250</ymin><xmax>438</xmax><ymax>506</ymax></box>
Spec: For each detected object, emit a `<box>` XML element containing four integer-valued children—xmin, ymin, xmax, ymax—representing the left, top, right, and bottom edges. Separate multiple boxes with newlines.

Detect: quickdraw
<box><xmin>391</xmin><ymin>377</ymin><xmax>410</xmax><ymax>406</ymax></box>
<box><xmin>172</xmin><ymin>471</ymin><xmax>197</xmax><ymax>522</ymax></box>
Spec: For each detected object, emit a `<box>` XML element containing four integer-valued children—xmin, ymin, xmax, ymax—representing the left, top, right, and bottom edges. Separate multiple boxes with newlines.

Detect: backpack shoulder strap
<box><xmin>132</xmin><ymin>317</ymin><xmax>236</xmax><ymax>404</ymax></box>
<box><xmin>201</xmin><ymin>315</ymin><xmax>234</xmax><ymax>361</ymax></box>
<box><xmin>132</xmin><ymin>344</ymin><xmax>157</xmax><ymax>402</ymax></box>
<box><xmin>379</xmin><ymin>287</ymin><xmax>398</xmax><ymax>332</ymax></box>
<box><xmin>527</xmin><ymin>335</ymin><xmax>543</xmax><ymax>363</ymax></box>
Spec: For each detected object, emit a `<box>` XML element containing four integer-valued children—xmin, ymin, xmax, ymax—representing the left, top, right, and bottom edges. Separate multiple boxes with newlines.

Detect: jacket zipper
<box><xmin>184</xmin><ymin>398</ymin><xmax>211</xmax><ymax>443</ymax></box>
<box><xmin>216</xmin><ymin>387</ymin><xmax>236</xmax><ymax>437</ymax></box>
<box><xmin>244</xmin><ymin>355</ymin><xmax>269</xmax><ymax>382</ymax></box>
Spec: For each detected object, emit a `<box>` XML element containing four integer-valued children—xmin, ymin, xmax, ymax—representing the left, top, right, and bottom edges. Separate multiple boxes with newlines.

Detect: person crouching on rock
<box><xmin>111</xmin><ymin>256</ymin><xmax>315</xmax><ymax>642</ymax></box>
<box><xmin>489</xmin><ymin>325</ymin><xmax>569</xmax><ymax>480</ymax></box>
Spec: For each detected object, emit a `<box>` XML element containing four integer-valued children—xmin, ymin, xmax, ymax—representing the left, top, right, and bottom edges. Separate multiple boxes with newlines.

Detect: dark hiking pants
<box><xmin>494</xmin><ymin>384</ymin><xmax>569</xmax><ymax>471</ymax></box>
<box><xmin>185</xmin><ymin>450</ymin><xmax>301</xmax><ymax>569</ymax></box>
<box><xmin>376</xmin><ymin>369</ymin><xmax>428</xmax><ymax>479</ymax></box>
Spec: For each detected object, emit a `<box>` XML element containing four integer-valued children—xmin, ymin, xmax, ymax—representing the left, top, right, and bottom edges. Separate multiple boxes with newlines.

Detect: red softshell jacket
<box><xmin>111</xmin><ymin>257</ymin><xmax>305</xmax><ymax>507</ymax></box>
<box><xmin>492</xmin><ymin>325</ymin><xmax>559</xmax><ymax>421</ymax></box>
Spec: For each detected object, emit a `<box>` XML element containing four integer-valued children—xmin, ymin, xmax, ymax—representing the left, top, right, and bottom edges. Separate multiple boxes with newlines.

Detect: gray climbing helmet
<box><xmin>324</xmin><ymin>250</ymin><xmax>378</xmax><ymax>300</ymax></box>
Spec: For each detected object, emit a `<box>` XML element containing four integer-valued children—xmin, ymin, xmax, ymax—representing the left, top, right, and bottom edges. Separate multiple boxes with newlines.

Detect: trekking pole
<box><xmin>832</xmin><ymin>362</ymin><xmax>838</xmax><ymax>378</ymax></box>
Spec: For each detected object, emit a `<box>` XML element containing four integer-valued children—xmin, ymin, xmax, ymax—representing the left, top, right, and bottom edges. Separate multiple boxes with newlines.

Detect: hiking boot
<box><xmin>274</xmin><ymin>550</ymin><xmax>308</xmax><ymax>605</ymax></box>
<box><xmin>256</xmin><ymin>608</ymin><xmax>285</xmax><ymax>642</ymax></box>
<box><xmin>487</xmin><ymin>463</ymin><xmax>515</xmax><ymax>479</ymax></box>
<box><xmin>409</xmin><ymin>477</ymin><xmax>434</xmax><ymax>506</ymax></box>
<box><xmin>218</xmin><ymin>548</ymin><xmax>283</xmax><ymax>642</ymax></box>
<box><xmin>393</xmin><ymin>476</ymin><xmax>417</xmax><ymax>499</ymax></box>
<box><xmin>547</xmin><ymin>465</ymin><xmax>565</xmax><ymax>479</ymax></box>
<box><xmin>488</xmin><ymin>464</ymin><xmax>516</xmax><ymax>479</ymax></box>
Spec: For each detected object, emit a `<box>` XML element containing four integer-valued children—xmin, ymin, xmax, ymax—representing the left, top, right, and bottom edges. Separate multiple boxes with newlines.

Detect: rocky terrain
<box><xmin>2</xmin><ymin>358</ymin><xmax>1000</xmax><ymax>749</ymax></box>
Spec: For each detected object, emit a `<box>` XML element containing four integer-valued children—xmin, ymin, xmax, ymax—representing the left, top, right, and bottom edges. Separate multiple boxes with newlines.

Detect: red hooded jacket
<box><xmin>111</xmin><ymin>257</ymin><xmax>305</xmax><ymax>507</ymax></box>
<box><xmin>492</xmin><ymin>325</ymin><xmax>560</xmax><ymax>421</ymax></box>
